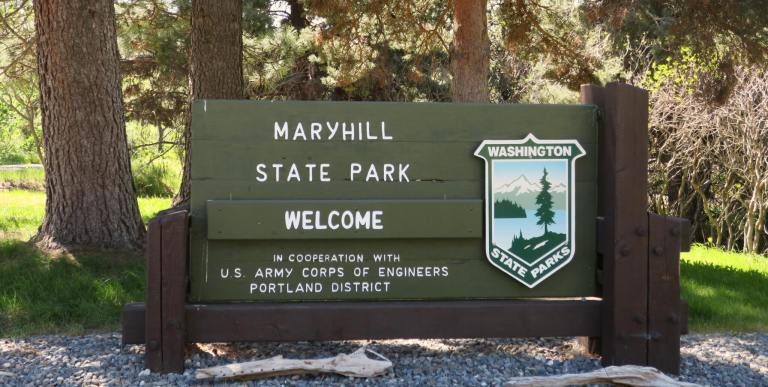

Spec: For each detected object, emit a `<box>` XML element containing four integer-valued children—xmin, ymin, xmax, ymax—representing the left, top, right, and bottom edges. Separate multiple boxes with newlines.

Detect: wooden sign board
<box><xmin>124</xmin><ymin>84</ymin><xmax>690</xmax><ymax>376</ymax></box>
<box><xmin>188</xmin><ymin>102</ymin><xmax>598</xmax><ymax>302</ymax></box>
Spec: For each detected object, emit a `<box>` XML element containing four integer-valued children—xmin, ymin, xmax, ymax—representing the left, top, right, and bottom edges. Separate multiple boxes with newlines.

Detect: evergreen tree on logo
<box><xmin>535</xmin><ymin>168</ymin><xmax>555</xmax><ymax>234</ymax></box>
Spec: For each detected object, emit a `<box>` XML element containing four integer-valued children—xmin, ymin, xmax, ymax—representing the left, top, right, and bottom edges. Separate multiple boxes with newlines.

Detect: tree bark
<box><xmin>33</xmin><ymin>0</ymin><xmax>144</xmax><ymax>250</ymax></box>
<box><xmin>450</xmin><ymin>0</ymin><xmax>490</xmax><ymax>102</ymax></box>
<box><xmin>174</xmin><ymin>0</ymin><xmax>244</xmax><ymax>206</ymax></box>
<box><xmin>287</xmin><ymin>0</ymin><xmax>309</xmax><ymax>31</ymax></box>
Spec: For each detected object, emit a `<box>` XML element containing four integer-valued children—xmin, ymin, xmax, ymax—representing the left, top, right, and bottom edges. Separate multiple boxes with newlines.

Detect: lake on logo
<box><xmin>491</xmin><ymin>160</ymin><xmax>568</xmax><ymax>265</ymax></box>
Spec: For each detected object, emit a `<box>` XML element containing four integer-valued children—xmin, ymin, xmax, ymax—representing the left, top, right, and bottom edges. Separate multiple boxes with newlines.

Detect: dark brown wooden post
<box><xmin>648</xmin><ymin>214</ymin><xmax>689</xmax><ymax>374</ymax></box>
<box><xmin>582</xmin><ymin>83</ymin><xmax>650</xmax><ymax>366</ymax></box>
<box><xmin>145</xmin><ymin>209</ymin><xmax>188</xmax><ymax>373</ymax></box>
<box><xmin>144</xmin><ymin>217</ymin><xmax>162</xmax><ymax>370</ymax></box>
<box><xmin>160</xmin><ymin>210</ymin><xmax>188</xmax><ymax>373</ymax></box>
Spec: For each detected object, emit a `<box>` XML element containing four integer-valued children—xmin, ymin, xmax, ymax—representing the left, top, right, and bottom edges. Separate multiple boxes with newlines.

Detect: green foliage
<box><xmin>497</xmin><ymin>0</ymin><xmax>600</xmax><ymax>90</ymax></box>
<box><xmin>0</xmin><ymin>1</ymin><xmax>43</xmax><ymax>165</ymax></box>
<box><xmin>0</xmin><ymin>102</ymin><xmax>38</xmax><ymax>164</ymax></box>
<box><xmin>243</xmin><ymin>0</ymin><xmax>453</xmax><ymax>102</ymax></box>
<box><xmin>641</xmin><ymin>47</ymin><xmax>720</xmax><ymax>94</ymax></box>
<box><xmin>242</xmin><ymin>0</ymin><xmax>272</xmax><ymax>37</ymax></box>
<box><xmin>582</xmin><ymin>0</ymin><xmax>768</xmax><ymax>67</ymax></box>
<box><xmin>117</xmin><ymin>0</ymin><xmax>190</xmax><ymax>131</ymax></box>
<box><xmin>681</xmin><ymin>245</ymin><xmax>768</xmax><ymax>331</ymax></box>
<box><xmin>132</xmin><ymin>162</ymin><xmax>178</xmax><ymax>197</ymax></box>
<box><xmin>244</xmin><ymin>25</ymin><xmax>321</xmax><ymax>99</ymax></box>
<box><xmin>0</xmin><ymin>239</ymin><xmax>145</xmax><ymax>336</ymax></box>
<box><xmin>126</xmin><ymin>122</ymin><xmax>182</xmax><ymax>198</ymax></box>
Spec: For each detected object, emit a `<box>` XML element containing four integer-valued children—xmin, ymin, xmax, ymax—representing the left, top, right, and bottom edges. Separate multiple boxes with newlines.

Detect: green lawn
<box><xmin>0</xmin><ymin>190</ymin><xmax>170</xmax><ymax>240</ymax></box>
<box><xmin>681</xmin><ymin>245</ymin><xmax>768</xmax><ymax>332</ymax></box>
<box><xmin>0</xmin><ymin>189</ymin><xmax>766</xmax><ymax>335</ymax></box>
<box><xmin>0</xmin><ymin>239</ymin><xmax>146</xmax><ymax>336</ymax></box>
<box><xmin>0</xmin><ymin>189</ymin><xmax>171</xmax><ymax>336</ymax></box>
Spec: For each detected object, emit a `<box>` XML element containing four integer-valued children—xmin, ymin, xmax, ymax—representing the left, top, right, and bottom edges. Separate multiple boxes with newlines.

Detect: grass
<box><xmin>0</xmin><ymin>239</ymin><xmax>145</xmax><ymax>336</ymax></box>
<box><xmin>681</xmin><ymin>245</ymin><xmax>768</xmax><ymax>332</ymax></box>
<box><xmin>0</xmin><ymin>190</ymin><xmax>171</xmax><ymax>240</ymax></box>
<box><xmin>0</xmin><ymin>190</ymin><xmax>45</xmax><ymax>240</ymax></box>
<box><xmin>0</xmin><ymin>168</ymin><xmax>45</xmax><ymax>190</ymax></box>
<box><xmin>0</xmin><ymin>189</ymin><xmax>171</xmax><ymax>336</ymax></box>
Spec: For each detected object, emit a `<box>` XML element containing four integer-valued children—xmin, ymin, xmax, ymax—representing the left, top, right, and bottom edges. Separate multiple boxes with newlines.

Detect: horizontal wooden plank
<box><xmin>207</xmin><ymin>199</ymin><xmax>482</xmax><ymax>240</ymax></box>
<box><xmin>192</xmin><ymin>179</ymin><xmax>484</xmax><ymax>204</ymax></box>
<box><xmin>191</xmin><ymin>180</ymin><xmax>597</xmax><ymax>216</ymax></box>
<box><xmin>188</xmin><ymin>256</ymin><xmax>598</xmax><ymax>302</ymax></box>
<box><xmin>191</xmin><ymin>101</ymin><xmax>599</xmax><ymax>143</ymax></box>
<box><xmin>121</xmin><ymin>299</ymin><xmax>603</xmax><ymax>344</ymax></box>
<box><xmin>191</xmin><ymin>140</ymin><xmax>598</xmax><ymax>182</ymax></box>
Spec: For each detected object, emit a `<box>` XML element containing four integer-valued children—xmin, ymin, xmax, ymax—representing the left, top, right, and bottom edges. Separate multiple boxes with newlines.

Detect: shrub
<box><xmin>132</xmin><ymin>161</ymin><xmax>179</xmax><ymax>198</ymax></box>
<box><xmin>646</xmin><ymin>66</ymin><xmax>768</xmax><ymax>254</ymax></box>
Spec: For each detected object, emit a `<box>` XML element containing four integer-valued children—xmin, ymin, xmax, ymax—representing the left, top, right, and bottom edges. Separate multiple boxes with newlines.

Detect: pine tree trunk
<box><xmin>287</xmin><ymin>0</ymin><xmax>309</xmax><ymax>31</ymax></box>
<box><xmin>451</xmin><ymin>0</ymin><xmax>490</xmax><ymax>102</ymax></box>
<box><xmin>174</xmin><ymin>0</ymin><xmax>244</xmax><ymax>206</ymax></box>
<box><xmin>32</xmin><ymin>0</ymin><xmax>144</xmax><ymax>250</ymax></box>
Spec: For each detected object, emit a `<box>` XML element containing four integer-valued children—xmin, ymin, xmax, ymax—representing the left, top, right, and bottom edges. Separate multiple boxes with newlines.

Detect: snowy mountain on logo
<box><xmin>494</xmin><ymin>174</ymin><xmax>567</xmax><ymax>195</ymax></box>
<box><xmin>493</xmin><ymin>174</ymin><xmax>567</xmax><ymax>210</ymax></box>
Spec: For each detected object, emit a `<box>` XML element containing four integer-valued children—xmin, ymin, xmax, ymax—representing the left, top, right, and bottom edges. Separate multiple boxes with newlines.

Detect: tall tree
<box><xmin>175</xmin><ymin>0</ymin><xmax>244</xmax><ymax>206</ymax></box>
<box><xmin>535</xmin><ymin>168</ymin><xmax>554</xmax><ymax>234</ymax></box>
<box><xmin>32</xmin><ymin>0</ymin><xmax>144</xmax><ymax>250</ymax></box>
<box><xmin>450</xmin><ymin>0</ymin><xmax>489</xmax><ymax>102</ymax></box>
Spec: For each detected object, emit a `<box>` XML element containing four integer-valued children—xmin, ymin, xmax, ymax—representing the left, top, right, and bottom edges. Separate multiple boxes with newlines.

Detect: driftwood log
<box><xmin>504</xmin><ymin>365</ymin><xmax>702</xmax><ymax>387</ymax></box>
<box><xmin>195</xmin><ymin>347</ymin><xmax>392</xmax><ymax>381</ymax></box>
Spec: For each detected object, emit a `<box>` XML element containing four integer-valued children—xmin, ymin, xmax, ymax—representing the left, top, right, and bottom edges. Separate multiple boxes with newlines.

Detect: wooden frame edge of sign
<box><xmin>124</xmin><ymin>87</ymin><xmax>691</xmax><ymax>374</ymax></box>
<box><xmin>580</xmin><ymin>82</ymin><xmax>690</xmax><ymax>375</ymax></box>
<box><xmin>142</xmin><ymin>208</ymin><xmax>188</xmax><ymax>373</ymax></box>
<box><xmin>123</xmin><ymin>299</ymin><xmax>602</xmax><ymax>345</ymax></box>
<box><xmin>581</xmin><ymin>83</ymin><xmax>651</xmax><ymax>366</ymax></box>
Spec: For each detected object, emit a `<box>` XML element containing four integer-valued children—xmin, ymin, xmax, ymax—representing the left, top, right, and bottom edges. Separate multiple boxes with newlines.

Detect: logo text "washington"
<box><xmin>487</xmin><ymin>145</ymin><xmax>573</xmax><ymax>158</ymax></box>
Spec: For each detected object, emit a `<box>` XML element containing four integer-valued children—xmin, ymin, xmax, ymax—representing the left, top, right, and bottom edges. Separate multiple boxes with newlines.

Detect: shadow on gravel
<box><xmin>681</xmin><ymin>355</ymin><xmax>768</xmax><ymax>386</ymax></box>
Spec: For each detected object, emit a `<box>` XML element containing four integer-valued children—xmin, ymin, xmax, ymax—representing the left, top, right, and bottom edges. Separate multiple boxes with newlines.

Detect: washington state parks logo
<box><xmin>474</xmin><ymin>134</ymin><xmax>585</xmax><ymax>288</ymax></box>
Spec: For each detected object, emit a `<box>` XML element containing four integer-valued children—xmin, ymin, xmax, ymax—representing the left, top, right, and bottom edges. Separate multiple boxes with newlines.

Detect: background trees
<box><xmin>0</xmin><ymin>0</ymin><xmax>765</xmax><ymax>253</ymax></box>
<box><xmin>0</xmin><ymin>1</ymin><xmax>41</xmax><ymax>164</ymax></box>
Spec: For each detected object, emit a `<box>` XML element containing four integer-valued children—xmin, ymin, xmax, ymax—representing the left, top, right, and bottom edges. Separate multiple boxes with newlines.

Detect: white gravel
<box><xmin>0</xmin><ymin>333</ymin><xmax>766</xmax><ymax>386</ymax></box>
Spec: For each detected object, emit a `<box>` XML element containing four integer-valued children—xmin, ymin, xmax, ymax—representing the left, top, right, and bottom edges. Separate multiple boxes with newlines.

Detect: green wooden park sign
<box><xmin>124</xmin><ymin>84</ymin><xmax>690</xmax><ymax>375</ymax></box>
<box><xmin>188</xmin><ymin>101</ymin><xmax>598</xmax><ymax>301</ymax></box>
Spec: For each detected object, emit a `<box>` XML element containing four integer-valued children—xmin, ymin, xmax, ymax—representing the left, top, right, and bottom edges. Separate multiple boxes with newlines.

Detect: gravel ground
<box><xmin>0</xmin><ymin>333</ymin><xmax>766</xmax><ymax>386</ymax></box>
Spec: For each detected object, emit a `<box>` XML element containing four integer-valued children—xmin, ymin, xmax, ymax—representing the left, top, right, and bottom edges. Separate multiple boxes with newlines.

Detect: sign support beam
<box><xmin>582</xmin><ymin>83</ymin><xmax>650</xmax><ymax>366</ymax></box>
